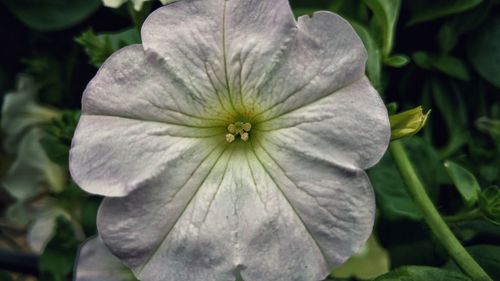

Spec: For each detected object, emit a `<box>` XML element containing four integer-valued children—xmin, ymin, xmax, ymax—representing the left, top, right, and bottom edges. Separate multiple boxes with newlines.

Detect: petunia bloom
<box><xmin>70</xmin><ymin>0</ymin><xmax>390</xmax><ymax>280</ymax></box>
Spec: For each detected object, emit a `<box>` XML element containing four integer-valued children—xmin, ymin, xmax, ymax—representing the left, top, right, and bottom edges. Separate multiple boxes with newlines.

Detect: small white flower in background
<box><xmin>102</xmin><ymin>0</ymin><xmax>172</xmax><ymax>11</ymax></box>
<box><xmin>71</xmin><ymin>0</ymin><xmax>390</xmax><ymax>280</ymax></box>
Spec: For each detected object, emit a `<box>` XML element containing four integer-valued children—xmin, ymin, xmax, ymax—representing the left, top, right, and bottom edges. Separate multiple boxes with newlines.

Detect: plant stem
<box><xmin>0</xmin><ymin>250</ymin><xmax>39</xmax><ymax>276</ymax></box>
<box><xmin>389</xmin><ymin>140</ymin><xmax>492</xmax><ymax>281</ymax></box>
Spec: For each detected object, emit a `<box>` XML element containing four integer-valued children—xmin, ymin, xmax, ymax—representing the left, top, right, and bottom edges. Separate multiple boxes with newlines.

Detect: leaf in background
<box><xmin>332</xmin><ymin>235</ymin><xmax>390</xmax><ymax>279</ymax></box>
<box><xmin>446</xmin><ymin>245</ymin><xmax>500</xmax><ymax>280</ymax></box>
<box><xmin>444</xmin><ymin>161</ymin><xmax>482</xmax><ymax>208</ymax></box>
<box><xmin>407</xmin><ymin>0</ymin><xmax>483</xmax><ymax>26</ymax></box>
<box><xmin>3</xmin><ymin>0</ymin><xmax>101</xmax><ymax>32</ymax></box>
<box><xmin>384</xmin><ymin>54</ymin><xmax>410</xmax><ymax>68</ymax></box>
<box><xmin>478</xmin><ymin>187</ymin><xmax>500</xmax><ymax>224</ymax></box>
<box><xmin>373</xmin><ymin>266</ymin><xmax>471</xmax><ymax>281</ymax></box>
<box><xmin>1</xmin><ymin>75</ymin><xmax>60</xmax><ymax>153</ymax></box>
<box><xmin>432</xmin><ymin>56</ymin><xmax>471</xmax><ymax>81</ymax></box>
<box><xmin>75</xmin><ymin>237</ymin><xmax>138</xmax><ymax>281</ymax></box>
<box><xmin>467</xmin><ymin>17</ymin><xmax>500</xmax><ymax>89</ymax></box>
<box><xmin>2</xmin><ymin>129</ymin><xmax>66</xmax><ymax>200</ymax></box>
<box><xmin>292</xmin><ymin>8</ymin><xmax>318</xmax><ymax>18</ymax></box>
<box><xmin>0</xmin><ymin>272</ymin><xmax>14</xmax><ymax>281</ymax></box>
<box><xmin>75</xmin><ymin>29</ymin><xmax>141</xmax><ymax>68</ymax></box>
<box><xmin>437</xmin><ymin>2</ymin><xmax>491</xmax><ymax>53</ymax></box>
<box><xmin>476</xmin><ymin>117</ymin><xmax>500</xmax><ymax>144</ymax></box>
<box><xmin>40</xmin><ymin>110</ymin><xmax>81</xmax><ymax>165</ymax></box>
<box><xmin>430</xmin><ymin>78</ymin><xmax>469</xmax><ymax>156</ymax></box>
<box><xmin>368</xmin><ymin>137</ymin><xmax>445</xmax><ymax>221</ymax></box>
<box><xmin>363</xmin><ymin>0</ymin><xmax>401</xmax><ymax>57</ymax></box>
<box><xmin>351</xmin><ymin>22</ymin><xmax>382</xmax><ymax>90</ymax></box>
<box><xmin>38</xmin><ymin>216</ymin><xmax>83</xmax><ymax>281</ymax></box>
<box><xmin>389</xmin><ymin>106</ymin><xmax>431</xmax><ymax>140</ymax></box>
<box><xmin>412</xmin><ymin>52</ymin><xmax>470</xmax><ymax>81</ymax></box>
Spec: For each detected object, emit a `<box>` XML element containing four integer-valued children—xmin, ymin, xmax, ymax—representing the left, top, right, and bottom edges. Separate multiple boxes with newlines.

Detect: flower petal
<box><xmin>258</xmin><ymin>77</ymin><xmax>390</xmax><ymax>169</ymax></box>
<box><xmin>81</xmin><ymin>45</ymin><xmax>229</xmax><ymax>127</ymax></box>
<box><xmin>75</xmin><ymin>237</ymin><xmax>137</xmax><ymax>281</ymax></box>
<box><xmin>251</xmin><ymin>11</ymin><xmax>368</xmax><ymax>121</ymax></box>
<box><xmin>97</xmin><ymin>144</ymin><xmax>373</xmax><ymax>280</ymax></box>
<box><xmin>70</xmin><ymin>115</ymin><xmax>224</xmax><ymax>196</ymax></box>
<box><xmin>141</xmin><ymin>0</ymin><xmax>296</xmax><ymax>114</ymax></box>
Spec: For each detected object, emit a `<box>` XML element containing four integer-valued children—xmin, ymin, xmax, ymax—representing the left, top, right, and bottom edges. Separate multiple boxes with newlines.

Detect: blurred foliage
<box><xmin>0</xmin><ymin>0</ymin><xmax>499</xmax><ymax>280</ymax></box>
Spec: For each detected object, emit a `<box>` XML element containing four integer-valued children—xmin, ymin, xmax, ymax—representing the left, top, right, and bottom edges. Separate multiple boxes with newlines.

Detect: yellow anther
<box><xmin>242</xmin><ymin>122</ymin><xmax>252</xmax><ymax>132</ymax></box>
<box><xmin>241</xmin><ymin>132</ymin><xmax>249</xmax><ymax>141</ymax></box>
<box><xmin>227</xmin><ymin>124</ymin><xmax>236</xmax><ymax>134</ymax></box>
<box><xmin>226</xmin><ymin>134</ymin><xmax>235</xmax><ymax>143</ymax></box>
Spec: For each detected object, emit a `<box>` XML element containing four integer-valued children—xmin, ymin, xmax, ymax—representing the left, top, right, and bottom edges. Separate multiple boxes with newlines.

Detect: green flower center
<box><xmin>226</xmin><ymin>121</ymin><xmax>252</xmax><ymax>143</ymax></box>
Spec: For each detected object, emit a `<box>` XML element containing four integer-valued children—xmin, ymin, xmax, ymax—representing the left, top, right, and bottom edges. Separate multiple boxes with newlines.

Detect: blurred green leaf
<box><xmin>430</xmin><ymin>78</ymin><xmax>469</xmax><ymax>156</ymax></box>
<box><xmin>437</xmin><ymin>2</ymin><xmax>491</xmax><ymax>53</ymax></box>
<box><xmin>1</xmin><ymin>75</ymin><xmax>60</xmax><ymax>153</ymax></box>
<box><xmin>479</xmin><ymin>187</ymin><xmax>500</xmax><ymax>224</ymax></box>
<box><xmin>40</xmin><ymin>110</ymin><xmax>80</xmax><ymax>165</ymax></box>
<box><xmin>332</xmin><ymin>235</ymin><xmax>389</xmax><ymax>279</ymax></box>
<box><xmin>75</xmin><ymin>28</ymin><xmax>141</xmax><ymax>68</ymax></box>
<box><xmin>407</xmin><ymin>0</ymin><xmax>483</xmax><ymax>26</ymax></box>
<box><xmin>38</xmin><ymin>216</ymin><xmax>82</xmax><ymax>281</ymax></box>
<box><xmin>351</xmin><ymin>22</ymin><xmax>382</xmax><ymax>90</ymax></box>
<box><xmin>412</xmin><ymin>52</ymin><xmax>470</xmax><ymax>81</ymax></box>
<box><xmin>433</xmin><ymin>56</ymin><xmax>471</xmax><ymax>81</ymax></box>
<box><xmin>374</xmin><ymin>266</ymin><xmax>471</xmax><ymax>281</ymax></box>
<box><xmin>390</xmin><ymin>106</ymin><xmax>430</xmax><ymax>140</ymax></box>
<box><xmin>476</xmin><ymin>117</ymin><xmax>500</xmax><ymax>143</ymax></box>
<box><xmin>384</xmin><ymin>54</ymin><xmax>410</xmax><ymax>68</ymax></box>
<box><xmin>292</xmin><ymin>8</ymin><xmax>317</xmax><ymax>18</ymax></box>
<box><xmin>368</xmin><ymin>137</ymin><xmax>445</xmax><ymax>221</ymax></box>
<box><xmin>3</xmin><ymin>0</ymin><xmax>101</xmax><ymax>32</ymax></box>
<box><xmin>444</xmin><ymin>161</ymin><xmax>481</xmax><ymax>208</ymax></box>
<box><xmin>467</xmin><ymin>17</ymin><xmax>500</xmax><ymax>89</ymax></box>
<box><xmin>363</xmin><ymin>0</ymin><xmax>401</xmax><ymax>57</ymax></box>
<box><xmin>2</xmin><ymin>129</ymin><xmax>66</xmax><ymax>199</ymax></box>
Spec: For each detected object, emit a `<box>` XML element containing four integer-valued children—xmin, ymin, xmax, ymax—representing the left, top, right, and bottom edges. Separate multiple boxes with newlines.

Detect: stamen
<box><xmin>226</xmin><ymin>134</ymin><xmax>235</xmax><ymax>143</ymax></box>
<box><xmin>241</xmin><ymin>132</ymin><xmax>249</xmax><ymax>141</ymax></box>
<box><xmin>242</xmin><ymin>123</ymin><xmax>252</xmax><ymax>132</ymax></box>
<box><xmin>227</xmin><ymin>124</ymin><xmax>236</xmax><ymax>134</ymax></box>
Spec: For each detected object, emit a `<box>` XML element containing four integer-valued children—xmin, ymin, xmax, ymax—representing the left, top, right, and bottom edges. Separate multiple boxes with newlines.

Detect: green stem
<box><xmin>389</xmin><ymin>140</ymin><xmax>492</xmax><ymax>281</ymax></box>
<box><xmin>444</xmin><ymin>209</ymin><xmax>483</xmax><ymax>223</ymax></box>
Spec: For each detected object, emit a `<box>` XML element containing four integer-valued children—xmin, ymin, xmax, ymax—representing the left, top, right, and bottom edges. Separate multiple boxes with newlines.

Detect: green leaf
<box><xmin>467</xmin><ymin>17</ymin><xmax>500</xmax><ymax>89</ymax></box>
<box><xmin>0</xmin><ymin>272</ymin><xmax>14</xmax><ymax>281</ymax></box>
<box><xmin>389</xmin><ymin>106</ymin><xmax>431</xmax><ymax>140</ymax></box>
<box><xmin>479</xmin><ymin>187</ymin><xmax>500</xmax><ymax>224</ymax></box>
<box><xmin>38</xmin><ymin>216</ymin><xmax>83</xmax><ymax>281</ymax></box>
<box><xmin>363</xmin><ymin>0</ymin><xmax>401</xmax><ymax>56</ymax></box>
<box><xmin>3</xmin><ymin>0</ymin><xmax>101</xmax><ymax>32</ymax></box>
<box><xmin>368</xmin><ymin>137</ymin><xmax>445</xmax><ymax>221</ymax></box>
<box><xmin>2</xmin><ymin>129</ymin><xmax>66</xmax><ymax>199</ymax></box>
<box><xmin>444</xmin><ymin>161</ymin><xmax>482</xmax><ymax>208</ymax></box>
<box><xmin>332</xmin><ymin>235</ymin><xmax>389</xmax><ymax>279</ymax></box>
<box><xmin>374</xmin><ymin>266</ymin><xmax>471</xmax><ymax>281</ymax></box>
<box><xmin>476</xmin><ymin>117</ymin><xmax>500</xmax><ymax>143</ymax></box>
<box><xmin>433</xmin><ymin>56</ymin><xmax>471</xmax><ymax>81</ymax></box>
<box><xmin>75</xmin><ymin>28</ymin><xmax>141</xmax><ymax>68</ymax></box>
<box><xmin>292</xmin><ymin>8</ymin><xmax>317</xmax><ymax>18</ymax></box>
<box><xmin>430</xmin><ymin>78</ymin><xmax>469</xmax><ymax>156</ymax></box>
<box><xmin>351</xmin><ymin>22</ymin><xmax>382</xmax><ymax>90</ymax></box>
<box><xmin>384</xmin><ymin>54</ymin><xmax>410</xmax><ymax>68</ymax></box>
<box><xmin>40</xmin><ymin>110</ymin><xmax>80</xmax><ymax>166</ymax></box>
<box><xmin>412</xmin><ymin>52</ymin><xmax>470</xmax><ymax>80</ymax></box>
<box><xmin>437</xmin><ymin>2</ymin><xmax>491</xmax><ymax>52</ymax></box>
<box><xmin>407</xmin><ymin>0</ymin><xmax>483</xmax><ymax>26</ymax></box>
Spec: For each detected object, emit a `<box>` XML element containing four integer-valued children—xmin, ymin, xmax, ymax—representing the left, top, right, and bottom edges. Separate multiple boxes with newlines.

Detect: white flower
<box><xmin>75</xmin><ymin>237</ymin><xmax>137</xmax><ymax>281</ymax></box>
<box><xmin>70</xmin><ymin>0</ymin><xmax>390</xmax><ymax>280</ymax></box>
<box><xmin>102</xmin><ymin>0</ymin><xmax>172</xmax><ymax>11</ymax></box>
